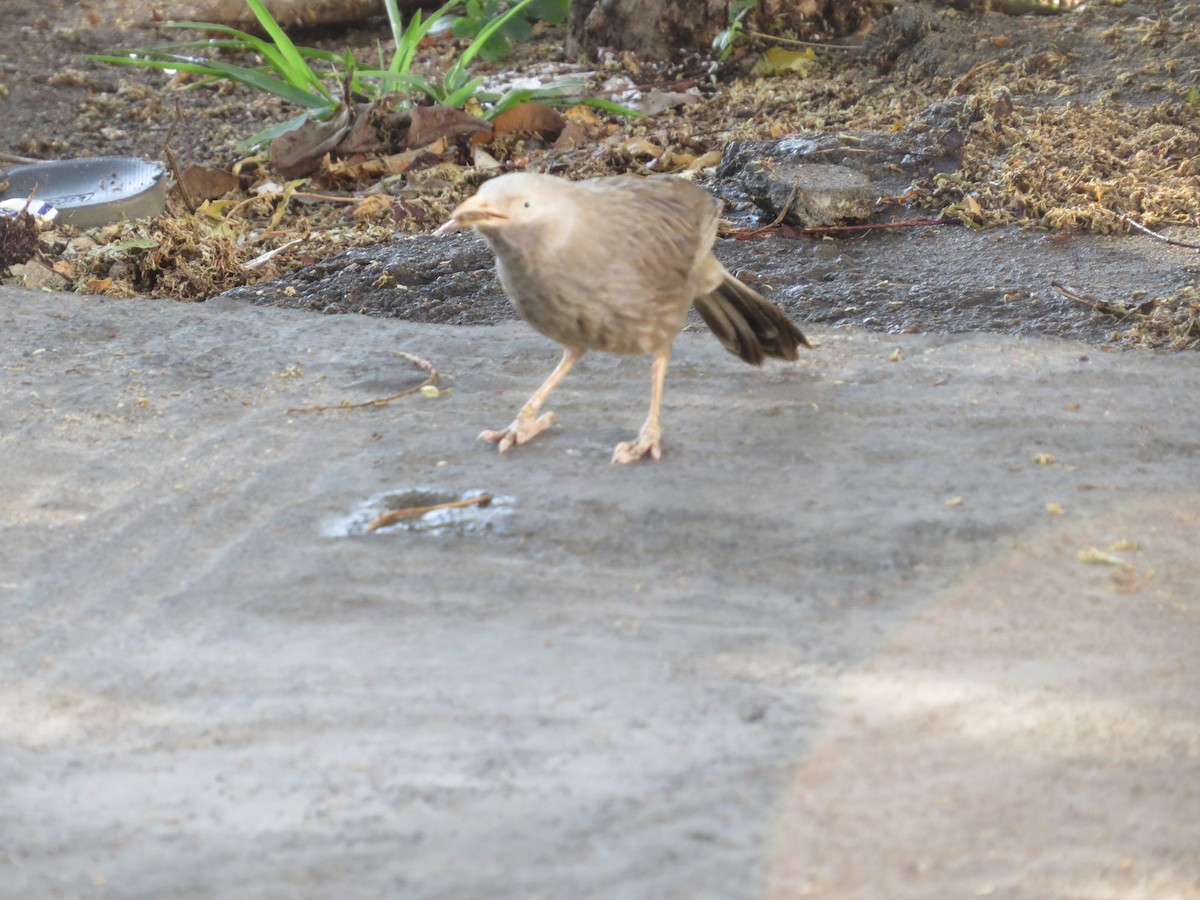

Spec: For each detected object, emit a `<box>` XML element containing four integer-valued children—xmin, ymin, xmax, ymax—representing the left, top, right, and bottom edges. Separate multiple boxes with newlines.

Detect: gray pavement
<box><xmin>1</xmin><ymin>286</ymin><xmax>1198</xmax><ymax>898</ymax></box>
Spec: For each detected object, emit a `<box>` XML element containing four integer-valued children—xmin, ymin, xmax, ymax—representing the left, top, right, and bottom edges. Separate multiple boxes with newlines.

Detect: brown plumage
<box><xmin>437</xmin><ymin>172</ymin><xmax>811</xmax><ymax>463</ymax></box>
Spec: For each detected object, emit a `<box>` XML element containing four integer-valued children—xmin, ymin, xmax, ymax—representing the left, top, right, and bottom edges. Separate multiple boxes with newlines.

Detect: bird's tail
<box><xmin>693</xmin><ymin>269</ymin><xmax>811</xmax><ymax>366</ymax></box>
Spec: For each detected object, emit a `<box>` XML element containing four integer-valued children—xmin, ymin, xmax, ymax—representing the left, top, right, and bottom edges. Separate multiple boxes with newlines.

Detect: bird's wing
<box><xmin>575</xmin><ymin>175</ymin><xmax>721</xmax><ymax>295</ymax></box>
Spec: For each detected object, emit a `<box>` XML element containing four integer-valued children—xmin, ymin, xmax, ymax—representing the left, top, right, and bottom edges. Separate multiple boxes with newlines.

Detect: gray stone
<box><xmin>731</xmin><ymin>159</ymin><xmax>875</xmax><ymax>227</ymax></box>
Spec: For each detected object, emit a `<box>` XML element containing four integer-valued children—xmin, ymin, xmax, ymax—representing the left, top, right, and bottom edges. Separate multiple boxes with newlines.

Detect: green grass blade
<box><xmin>483</xmin><ymin>87</ymin><xmax>537</xmax><ymax>119</ymax></box>
<box><xmin>390</xmin><ymin>0</ymin><xmax>458</xmax><ymax>75</ymax></box>
<box><xmin>244</xmin><ymin>0</ymin><xmax>332</xmax><ymax>100</ymax></box>
<box><xmin>160</xmin><ymin>19</ymin><xmax>335</xmax><ymax>99</ymax></box>
<box><xmin>158</xmin><ymin>22</ymin><xmax>297</xmax><ymax>75</ymax></box>
<box><xmin>90</xmin><ymin>51</ymin><xmax>336</xmax><ymax>110</ymax></box>
<box><xmin>369</xmin><ymin>70</ymin><xmax>444</xmax><ymax>102</ymax></box>
<box><xmin>580</xmin><ymin>97</ymin><xmax>645</xmax><ymax>118</ymax></box>
<box><xmin>444</xmin><ymin>0</ymin><xmax>536</xmax><ymax>91</ymax></box>
<box><xmin>198</xmin><ymin>59</ymin><xmax>337</xmax><ymax>108</ymax></box>
<box><xmin>443</xmin><ymin>75</ymin><xmax>485</xmax><ymax>108</ymax></box>
<box><xmin>455</xmin><ymin>0</ymin><xmax>533</xmax><ymax>70</ymax></box>
<box><xmin>238</xmin><ymin>111</ymin><xmax>313</xmax><ymax>151</ymax></box>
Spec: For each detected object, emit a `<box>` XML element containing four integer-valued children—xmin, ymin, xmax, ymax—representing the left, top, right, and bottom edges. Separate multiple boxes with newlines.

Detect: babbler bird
<box><xmin>437</xmin><ymin>172</ymin><xmax>811</xmax><ymax>463</ymax></box>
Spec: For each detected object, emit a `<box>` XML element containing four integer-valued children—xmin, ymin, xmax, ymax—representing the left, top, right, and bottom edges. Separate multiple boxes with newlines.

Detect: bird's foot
<box><xmin>479</xmin><ymin>411</ymin><xmax>556</xmax><ymax>452</ymax></box>
<box><xmin>611</xmin><ymin>423</ymin><xmax>662</xmax><ymax>464</ymax></box>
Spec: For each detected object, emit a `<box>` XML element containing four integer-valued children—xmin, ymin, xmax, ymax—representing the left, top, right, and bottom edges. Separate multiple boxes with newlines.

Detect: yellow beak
<box><xmin>435</xmin><ymin>195</ymin><xmax>508</xmax><ymax>235</ymax></box>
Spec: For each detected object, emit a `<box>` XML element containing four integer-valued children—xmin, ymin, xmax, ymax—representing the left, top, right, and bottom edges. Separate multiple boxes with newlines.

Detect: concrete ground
<box><xmin>1</xmin><ymin>285</ymin><xmax>1198</xmax><ymax>898</ymax></box>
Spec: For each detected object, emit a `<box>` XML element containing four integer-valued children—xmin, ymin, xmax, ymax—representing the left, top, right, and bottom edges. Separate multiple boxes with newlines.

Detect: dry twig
<box><xmin>1051</xmin><ymin>280</ymin><xmax>1147</xmax><ymax>317</ymax></box>
<box><xmin>287</xmin><ymin>350</ymin><xmax>438</xmax><ymax>413</ymax></box>
<box><xmin>365</xmin><ymin>494</ymin><xmax>493</xmax><ymax>533</ymax></box>
<box><xmin>1119</xmin><ymin>214</ymin><xmax>1200</xmax><ymax>252</ymax></box>
<box><xmin>722</xmin><ymin>216</ymin><xmax>948</xmax><ymax>239</ymax></box>
<box><xmin>739</xmin><ymin>175</ymin><xmax>804</xmax><ymax>237</ymax></box>
<box><xmin>743</xmin><ymin>30</ymin><xmax>858</xmax><ymax>52</ymax></box>
<box><xmin>164</xmin><ymin>101</ymin><xmax>196</xmax><ymax>214</ymax></box>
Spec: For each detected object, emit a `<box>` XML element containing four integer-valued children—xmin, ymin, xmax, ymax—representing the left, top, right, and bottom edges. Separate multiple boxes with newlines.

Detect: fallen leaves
<box><xmin>751</xmin><ymin>47</ymin><xmax>817</xmax><ymax>77</ymax></box>
<box><xmin>490</xmin><ymin>100</ymin><xmax>564</xmax><ymax>139</ymax></box>
<box><xmin>179</xmin><ymin>164</ymin><xmax>240</xmax><ymax>202</ymax></box>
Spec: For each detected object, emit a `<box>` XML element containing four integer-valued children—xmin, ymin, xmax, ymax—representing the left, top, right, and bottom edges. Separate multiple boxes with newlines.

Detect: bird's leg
<box><xmin>612</xmin><ymin>349</ymin><xmax>669</xmax><ymax>464</ymax></box>
<box><xmin>480</xmin><ymin>348</ymin><xmax>582</xmax><ymax>452</ymax></box>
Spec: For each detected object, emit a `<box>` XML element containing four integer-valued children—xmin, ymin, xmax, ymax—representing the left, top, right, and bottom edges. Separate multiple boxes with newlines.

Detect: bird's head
<box><xmin>435</xmin><ymin>173</ymin><xmax>569</xmax><ymax>236</ymax></box>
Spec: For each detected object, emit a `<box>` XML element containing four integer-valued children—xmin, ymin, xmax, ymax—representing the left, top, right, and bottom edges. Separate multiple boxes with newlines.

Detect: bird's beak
<box><xmin>435</xmin><ymin>195</ymin><xmax>509</xmax><ymax>235</ymax></box>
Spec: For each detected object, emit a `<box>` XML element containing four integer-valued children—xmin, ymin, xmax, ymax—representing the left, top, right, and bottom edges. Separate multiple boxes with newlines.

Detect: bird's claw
<box><xmin>479</xmin><ymin>411</ymin><xmax>556</xmax><ymax>452</ymax></box>
<box><xmin>611</xmin><ymin>425</ymin><xmax>662</xmax><ymax>464</ymax></box>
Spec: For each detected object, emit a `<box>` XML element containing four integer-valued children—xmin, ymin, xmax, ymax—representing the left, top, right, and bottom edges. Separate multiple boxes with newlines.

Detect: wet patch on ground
<box><xmin>222</xmin><ymin>220</ymin><xmax>1200</xmax><ymax>348</ymax></box>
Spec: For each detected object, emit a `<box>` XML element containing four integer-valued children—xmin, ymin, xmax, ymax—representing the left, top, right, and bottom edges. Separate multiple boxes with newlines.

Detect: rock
<box><xmin>734</xmin><ymin>160</ymin><xmax>873</xmax><ymax>227</ymax></box>
<box><xmin>716</xmin><ymin>106</ymin><xmax>980</xmax><ymax>226</ymax></box>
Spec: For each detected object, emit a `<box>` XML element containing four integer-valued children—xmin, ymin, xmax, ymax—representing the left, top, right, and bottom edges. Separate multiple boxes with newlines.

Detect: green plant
<box><xmin>451</xmin><ymin>0</ymin><xmax>569</xmax><ymax>62</ymax></box>
<box><xmin>91</xmin><ymin>0</ymin><xmax>636</xmax><ymax>150</ymax></box>
<box><xmin>361</xmin><ymin>0</ymin><xmax>545</xmax><ymax>109</ymax></box>
<box><xmin>713</xmin><ymin>0</ymin><xmax>757</xmax><ymax>62</ymax></box>
<box><xmin>90</xmin><ymin>0</ymin><xmax>339</xmax><ymax>115</ymax></box>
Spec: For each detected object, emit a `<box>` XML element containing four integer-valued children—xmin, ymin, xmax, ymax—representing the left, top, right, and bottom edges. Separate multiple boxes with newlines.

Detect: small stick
<box><xmin>721</xmin><ymin>217</ymin><xmax>948</xmax><ymax>239</ymax></box>
<box><xmin>287</xmin><ymin>350</ymin><xmax>438</xmax><ymax>413</ymax></box>
<box><xmin>801</xmin><ymin>217</ymin><xmax>948</xmax><ymax>236</ymax></box>
<box><xmin>242</xmin><ymin>238</ymin><xmax>303</xmax><ymax>270</ymax></box>
<box><xmin>365</xmin><ymin>494</ymin><xmax>493</xmax><ymax>533</ymax></box>
<box><xmin>1119</xmin><ymin>214</ymin><xmax>1200</xmax><ymax>252</ymax></box>
<box><xmin>19</xmin><ymin>186</ymin><xmax>39</xmax><ymax>214</ymax></box>
<box><xmin>291</xmin><ymin>191</ymin><xmax>363</xmax><ymax>203</ymax></box>
<box><xmin>1050</xmin><ymin>280</ymin><xmax>1135</xmax><ymax>317</ymax></box>
<box><xmin>742</xmin><ymin>30</ymin><xmax>858</xmax><ymax>52</ymax></box>
<box><xmin>947</xmin><ymin>58</ymin><xmax>1000</xmax><ymax>98</ymax></box>
<box><xmin>164</xmin><ymin>101</ymin><xmax>196</xmax><ymax>214</ymax></box>
<box><xmin>740</xmin><ymin>176</ymin><xmax>803</xmax><ymax>237</ymax></box>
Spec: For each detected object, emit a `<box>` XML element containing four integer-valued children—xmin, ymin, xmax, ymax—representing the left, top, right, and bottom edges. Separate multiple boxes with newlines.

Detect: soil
<box><xmin>3</xmin><ymin>3</ymin><xmax>1200</xmax><ymax>898</ymax></box>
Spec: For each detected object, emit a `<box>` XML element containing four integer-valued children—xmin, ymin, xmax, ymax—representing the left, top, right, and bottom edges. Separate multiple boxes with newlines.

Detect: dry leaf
<box><xmin>180</xmin><ymin>164</ymin><xmax>240</xmax><ymax>201</ymax></box>
<box><xmin>491</xmin><ymin>101</ymin><xmax>565</xmax><ymax>139</ymax></box>
<box><xmin>687</xmin><ymin>150</ymin><xmax>723</xmax><ymax>171</ymax></box>
<box><xmin>472</xmin><ymin>145</ymin><xmax>502</xmax><ymax>170</ymax></box>
<box><xmin>405</xmin><ymin>105</ymin><xmax>490</xmax><ymax>149</ymax></box>
<box><xmin>553</xmin><ymin>121</ymin><xmax>590</xmax><ymax>150</ymax></box>
<box><xmin>628</xmin><ymin>90</ymin><xmax>699</xmax><ymax>117</ymax></box>
<box><xmin>11</xmin><ymin>260</ymin><xmax>70</xmax><ymax>291</ymax></box>
<box><xmin>620</xmin><ymin>138</ymin><xmax>664</xmax><ymax>159</ymax></box>
<box><xmin>752</xmin><ymin>47</ymin><xmax>817</xmax><ymax>77</ymax></box>
<box><xmin>350</xmin><ymin>194</ymin><xmax>393</xmax><ymax>221</ymax></box>
<box><xmin>1076</xmin><ymin>547</ymin><xmax>1126</xmax><ymax>566</ymax></box>
<box><xmin>270</xmin><ymin>105</ymin><xmax>352</xmax><ymax>178</ymax></box>
<box><xmin>563</xmin><ymin>104</ymin><xmax>602</xmax><ymax>127</ymax></box>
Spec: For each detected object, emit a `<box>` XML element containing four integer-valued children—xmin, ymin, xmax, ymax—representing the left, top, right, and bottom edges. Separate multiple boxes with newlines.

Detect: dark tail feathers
<box><xmin>693</xmin><ymin>275</ymin><xmax>811</xmax><ymax>366</ymax></box>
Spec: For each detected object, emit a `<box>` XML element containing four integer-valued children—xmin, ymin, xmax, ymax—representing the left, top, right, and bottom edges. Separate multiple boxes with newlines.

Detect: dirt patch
<box><xmin>219</xmin><ymin>207</ymin><xmax>1200</xmax><ymax>347</ymax></box>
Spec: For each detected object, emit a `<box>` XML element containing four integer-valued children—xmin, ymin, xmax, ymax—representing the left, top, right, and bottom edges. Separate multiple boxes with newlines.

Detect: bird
<box><xmin>436</xmin><ymin>171</ymin><xmax>811</xmax><ymax>463</ymax></box>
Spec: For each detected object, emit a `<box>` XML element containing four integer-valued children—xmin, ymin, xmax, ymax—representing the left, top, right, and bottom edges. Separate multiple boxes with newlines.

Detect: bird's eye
<box><xmin>522</xmin><ymin>200</ymin><xmax>532</xmax><ymax>209</ymax></box>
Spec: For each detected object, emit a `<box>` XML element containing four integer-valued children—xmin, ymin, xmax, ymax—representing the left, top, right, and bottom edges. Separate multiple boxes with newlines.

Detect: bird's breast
<box><xmin>487</xmin><ymin>236</ymin><xmax>685</xmax><ymax>356</ymax></box>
